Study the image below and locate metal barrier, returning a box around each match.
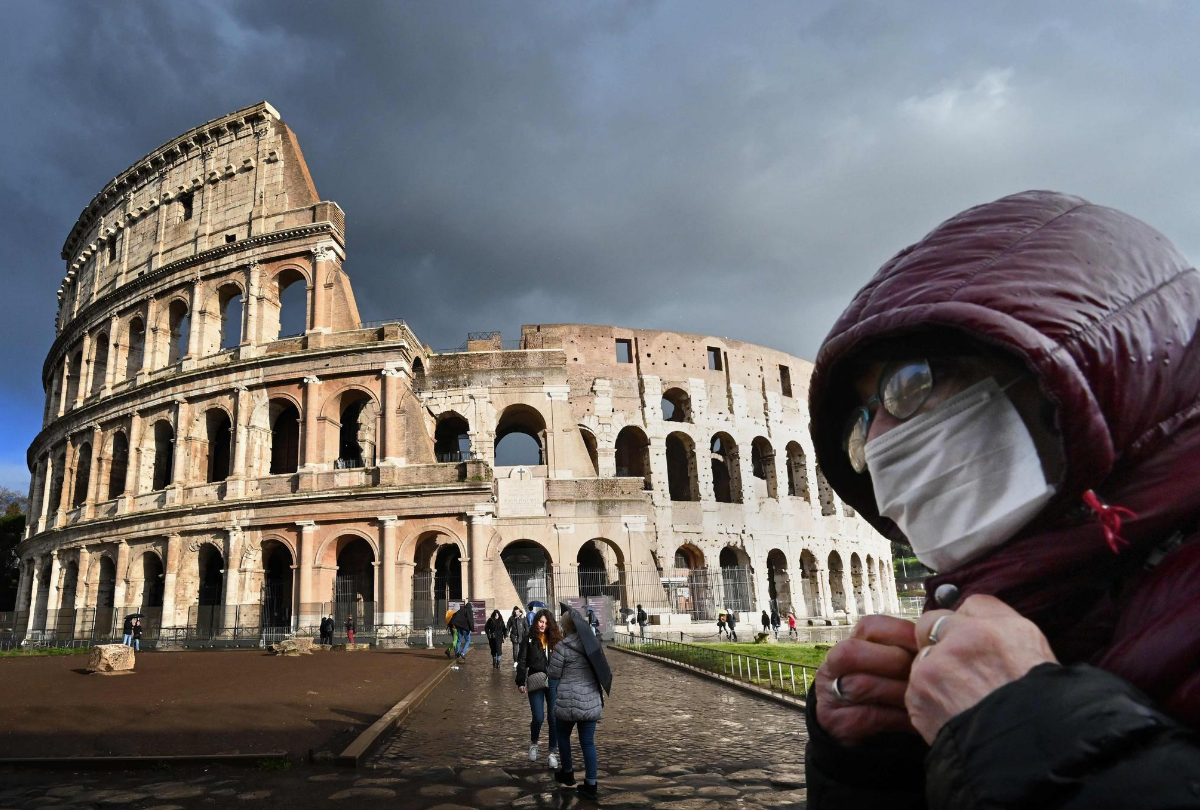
[614,631,812,700]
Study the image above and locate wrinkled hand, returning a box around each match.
[814,615,919,746]
[908,594,1058,745]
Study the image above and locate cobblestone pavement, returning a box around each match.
[0,646,809,809]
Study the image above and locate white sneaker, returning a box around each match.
[548,752,559,769]
[528,743,539,762]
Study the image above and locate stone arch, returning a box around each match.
[434,411,472,463]
[785,441,809,501]
[150,419,175,490]
[718,545,754,613]
[198,407,233,483]
[315,528,379,570]
[123,316,146,383]
[578,426,599,477]
[576,537,626,604]
[798,549,820,617]
[401,522,468,565]
[827,550,847,613]
[751,436,779,500]
[106,429,130,500]
[94,554,118,637]
[71,440,93,508]
[766,549,792,613]
[161,296,191,365]
[661,387,691,423]
[65,349,83,406]
[321,384,380,468]
[266,264,311,340]
[709,432,743,504]
[259,538,295,629]
[665,431,700,501]
[133,549,165,615]
[501,539,554,607]
[57,559,79,636]
[207,281,245,353]
[850,552,867,615]
[614,425,651,490]
[268,397,301,475]
[495,404,548,467]
[89,332,110,397]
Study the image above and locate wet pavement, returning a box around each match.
[0,645,809,809]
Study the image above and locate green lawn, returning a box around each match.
[0,646,91,658]
[690,641,829,670]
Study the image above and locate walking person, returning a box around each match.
[445,607,459,659]
[122,614,135,647]
[131,618,142,652]
[516,608,561,769]
[586,607,600,636]
[635,604,647,638]
[485,609,507,668]
[318,615,330,645]
[549,609,608,800]
[761,609,771,636]
[507,606,525,668]
[726,610,738,642]
[345,613,355,646]
[770,606,781,639]
[716,610,727,639]
[787,609,798,641]
[450,601,474,661]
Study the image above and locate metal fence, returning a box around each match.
[614,631,812,701]
[546,566,756,623]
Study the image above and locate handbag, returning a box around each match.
[526,671,549,692]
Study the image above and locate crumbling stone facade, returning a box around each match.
[15,102,897,641]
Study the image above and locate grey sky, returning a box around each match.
[3,1,1199,491]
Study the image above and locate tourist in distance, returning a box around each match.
[716,609,728,639]
[516,608,561,770]
[131,617,142,652]
[787,609,798,641]
[344,612,355,646]
[506,605,525,668]
[485,609,507,669]
[450,601,474,662]
[770,606,782,639]
[635,604,647,638]
[760,609,771,637]
[121,614,135,647]
[444,607,458,659]
[804,191,1200,808]
[318,615,331,645]
[586,607,600,636]
[726,609,738,641]
[549,609,607,800]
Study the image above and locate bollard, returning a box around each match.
[425,627,434,648]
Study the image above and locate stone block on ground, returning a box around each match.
[753,632,776,644]
[87,644,135,674]
[331,643,371,651]
[268,639,301,656]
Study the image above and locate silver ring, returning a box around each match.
[928,614,950,645]
[831,675,850,703]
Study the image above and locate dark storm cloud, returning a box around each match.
[4,1,1200,490]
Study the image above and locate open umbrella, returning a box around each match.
[527,600,547,610]
[125,613,145,620]
[563,605,612,696]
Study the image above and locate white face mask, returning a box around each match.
[864,377,1056,573]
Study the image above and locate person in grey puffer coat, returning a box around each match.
[546,611,603,800]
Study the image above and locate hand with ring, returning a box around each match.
[814,615,920,746]
[907,594,1058,744]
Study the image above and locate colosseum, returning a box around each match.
[12,101,898,646]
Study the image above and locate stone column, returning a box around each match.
[186,280,203,360]
[227,386,250,498]
[141,296,158,376]
[466,513,489,602]
[396,561,415,628]
[241,262,261,353]
[378,517,399,624]
[75,332,92,409]
[860,568,875,615]
[112,540,131,610]
[297,521,317,627]
[841,565,857,619]
[83,426,103,518]
[103,313,120,395]
[74,548,91,637]
[56,358,71,417]
[309,247,330,333]
[301,376,322,469]
[816,566,833,618]
[24,557,42,635]
[459,555,472,601]
[37,455,53,533]
[170,397,190,491]
[59,440,77,519]
[161,534,180,628]
[124,411,143,503]
[45,551,61,630]
[222,526,243,623]
[379,368,404,465]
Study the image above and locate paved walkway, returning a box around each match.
[0,646,809,809]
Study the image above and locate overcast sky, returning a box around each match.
[3,1,1200,492]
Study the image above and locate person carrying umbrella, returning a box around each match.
[122,613,135,647]
[549,604,612,800]
[131,617,143,652]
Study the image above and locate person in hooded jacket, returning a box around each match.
[770,606,781,639]
[122,614,135,647]
[804,191,1200,809]
[485,609,507,668]
[548,610,605,800]
[506,605,525,665]
[761,609,771,636]
[449,602,474,662]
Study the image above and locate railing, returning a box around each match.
[899,595,924,616]
[614,631,811,701]
[359,318,408,329]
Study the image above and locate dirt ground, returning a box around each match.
[0,648,447,759]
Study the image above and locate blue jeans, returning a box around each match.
[455,630,471,656]
[132,638,140,652]
[123,634,132,646]
[556,718,598,783]
[528,680,559,748]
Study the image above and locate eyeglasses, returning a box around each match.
[843,358,936,474]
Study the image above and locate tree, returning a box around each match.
[0,486,27,611]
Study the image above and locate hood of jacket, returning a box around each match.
[809,191,1200,658]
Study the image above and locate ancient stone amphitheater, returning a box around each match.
[12,102,897,646]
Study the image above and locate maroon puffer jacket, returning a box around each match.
[808,190,1200,726]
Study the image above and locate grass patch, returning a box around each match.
[257,758,292,771]
[0,646,91,658]
[689,641,829,670]
[625,638,829,695]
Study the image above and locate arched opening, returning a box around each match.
[785,441,809,500]
[815,465,837,516]
[665,432,699,501]
[799,550,820,617]
[33,565,51,631]
[90,334,109,397]
[579,427,599,476]
[668,544,712,619]
[204,409,233,483]
[65,351,83,406]
[139,552,164,637]
[124,318,145,382]
[46,373,62,422]
[56,561,79,638]
[614,426,651,490]
[95,556,116,638]
[152,420,174,491]
[828,551,847,614]
[718,546,754,613]
[766,549,791,613]
[48,450,66,514]
[866,554,882,615]
[276,269,308,339]
[502,540,553,607]
[851,553,866,615]
[434,413,471,463]
[108,432,129,500]
[334,537,376,632]
[195,544,225,637]
[269,400,300,474]
[411,358,426,389]
[336,392,378,468]
[167,299,190,364]
[261,541,294,629]
[576,538,624,602]
[495,405,546,467]
[218,285,243,350]
[751,437,778,499]
[710,433,743,504]
[412,533,463,629]
[72,442,92,508]
[661,388,691,423]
